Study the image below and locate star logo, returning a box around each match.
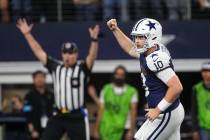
[146,21,156,31]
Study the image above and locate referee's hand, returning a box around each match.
[89,25,100,40]
[16,18,33,35]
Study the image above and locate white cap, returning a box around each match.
[202,62,210,71]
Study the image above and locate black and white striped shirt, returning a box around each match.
[45,56,90,111]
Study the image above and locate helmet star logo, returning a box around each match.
[146,21,156,31]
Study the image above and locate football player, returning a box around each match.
[107,18,185,140]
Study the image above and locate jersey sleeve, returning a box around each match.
[146,51,172,73]
[156,68,176,84]
[45,56,60,73]
[80,61,91,76]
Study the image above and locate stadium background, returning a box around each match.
[0,0,210,139]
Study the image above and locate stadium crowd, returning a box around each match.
[0,0,209,23]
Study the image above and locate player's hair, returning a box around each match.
[113,65,127,76]
[32,70,46,79]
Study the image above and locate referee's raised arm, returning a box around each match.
[86,25,100,70]
[16,18,47,65]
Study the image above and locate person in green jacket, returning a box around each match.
[192,62,210,140]
[94,65,138,140]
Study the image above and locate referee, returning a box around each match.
[16,18,100,140]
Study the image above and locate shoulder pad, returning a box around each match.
[146,51,171,72]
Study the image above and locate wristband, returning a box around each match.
[157,99,172,111]
[91,38,98,42]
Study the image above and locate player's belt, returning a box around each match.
[58,107,85,115]
[59,108,81,114]
[60,108,69,113]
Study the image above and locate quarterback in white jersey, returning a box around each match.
[107,18,185,140]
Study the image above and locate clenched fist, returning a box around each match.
[107,19,118,31]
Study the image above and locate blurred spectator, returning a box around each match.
[130,0,190,20]
[73,0,99,21]
[198,0,210,9]
[103,0,129,21]
[129,0,145,20]
[2,95,24,114]
[164,0,189,20]
[2,95,27,140]
[191,62,210,140]
[129,0,164,20]
[11,95,24,113]
[62,0,76,21]
[2,98,11,113]
[10,0,32,22]
[94,66,138,140]
[32,0,57,22]
[195,0,210,19]
[24,70,54,140]
[0,0,10,22]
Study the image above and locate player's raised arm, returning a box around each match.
[16,18,47,65]
[86,25,100,69]
[107,19,139,58]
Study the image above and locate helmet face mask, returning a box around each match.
[131,18,162,54]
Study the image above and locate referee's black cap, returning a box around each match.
[61,42,78,54]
